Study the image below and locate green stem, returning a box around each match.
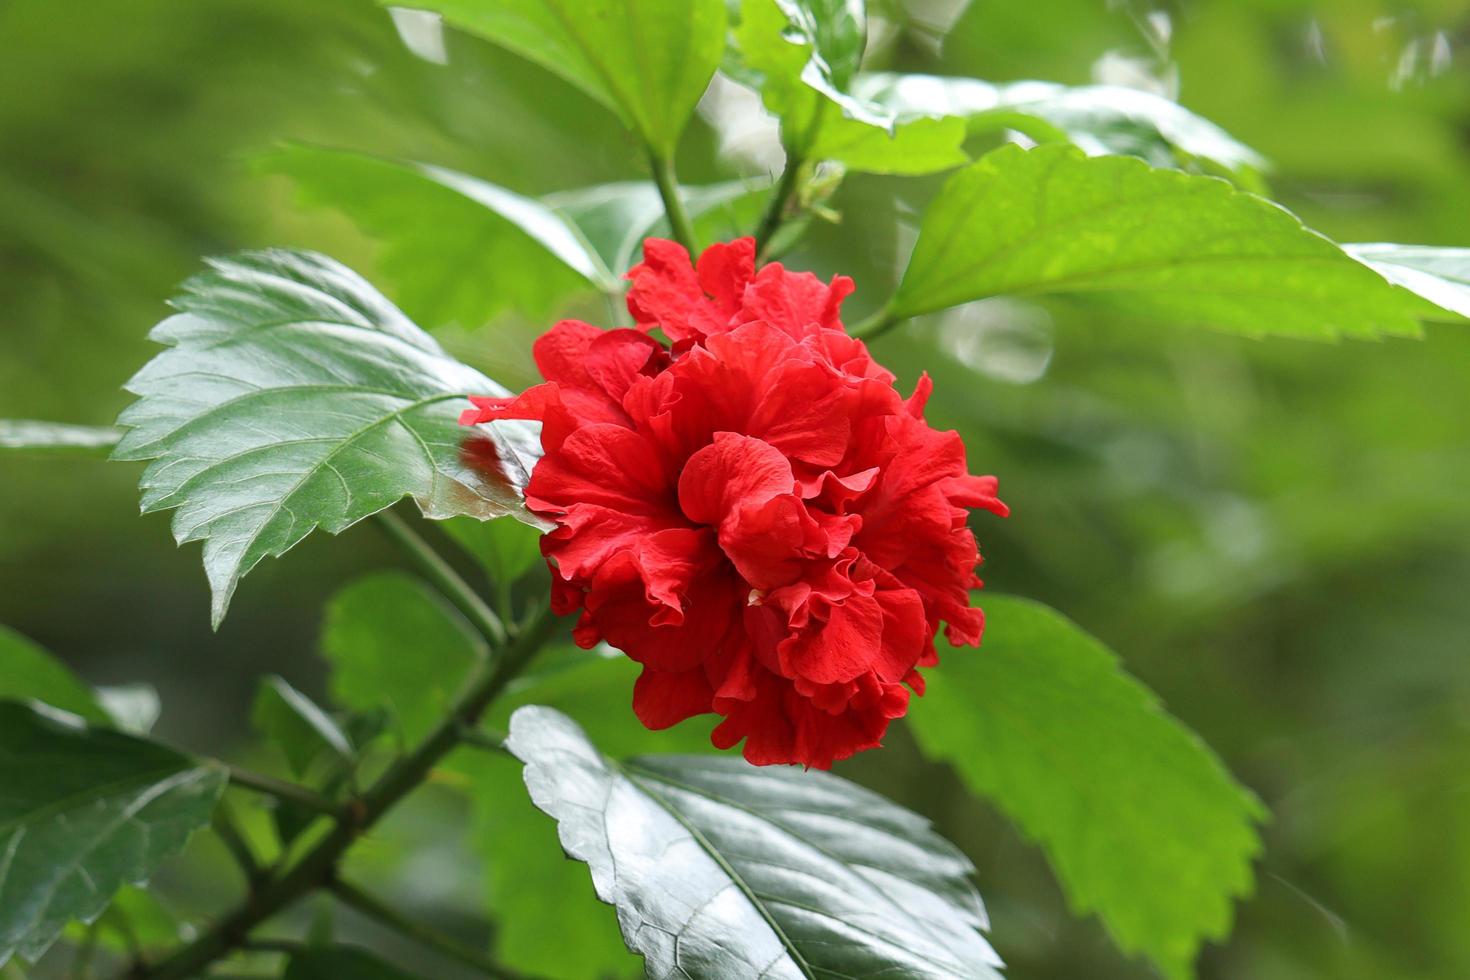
[211,800,264,886]
[649,154,698,253]
[754,152,803,260]
[849,302,900,342]
[377,509,508,648]
[330,878,525,979]
[226,767,339,818]
[131,605,562,980]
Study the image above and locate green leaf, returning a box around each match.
[0,701,226,965]
[263,145,773,324]
[0,624,108,724]
[907,595,1265,980]
[456,652,716,979]
[112,249,537,627]
[736,0,968,175]
[545,178,772,277]
[442,516,543,584]
[0,420,121,457]
[854,73,1266,176]
[94,685,162,735]
[889,143,1435,337]
[1344,243,1470,320]
[251,676,354,778]
[285,945,424,980]
[321,572,484,747]
[505,705,1004,980]
[396,0,726,158]
[259,143,613,326]
[63,886,185,957]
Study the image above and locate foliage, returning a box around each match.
[2,1,1468,979]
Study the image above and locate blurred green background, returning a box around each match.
[3,0,1468,977]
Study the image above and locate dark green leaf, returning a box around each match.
[0,420,120,457]
[736,0,968,175]
[321,571,484,747]
[395,0,726,158]
[890,143,1436,337]
[854,73,1265,176]
[251,676,354,777]
[1344,243,1470,320]
[0,701,225,965]
[112,249,537,627]
[505,705,1004,980]
[259,143,612,326]
[907,595,1265,980]
[0,624,108,724]
[285,945,424,980]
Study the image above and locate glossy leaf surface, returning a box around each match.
[506,705,1004,980]
[0,702,225,965]
[891,144,1435,337]
[1345,243,1470,320]
[113,250,534,626]
[854,73,1265,175]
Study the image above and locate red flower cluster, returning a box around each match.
[462,238,1005,767]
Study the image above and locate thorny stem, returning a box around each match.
[377,509,508,648]
[128,578,561,979]
[649,153,698,253]
[330,878,527,979]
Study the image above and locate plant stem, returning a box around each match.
[377,509,508,648]
[211,800,264,886]
[649,154,698,253]
[754,152,803,260]
[132,605,561,980]
[849,302,900,342]
[226,767,339,818]
[329,878,524,979]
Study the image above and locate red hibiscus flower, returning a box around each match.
[461,238,1006,768]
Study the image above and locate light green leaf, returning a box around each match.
[545,178,772,277]
[854,73,1266,175]
[113,249,537,627]
[889,143,1435,337]
[0,420,120,457]
[1344,243,1470,320]
[260,143,612,326]
[0,701,226,965]
[251,676,354,777]
[0,624,108,724]
[264,145,773,324]
[505,705,1004,980]
[64,885,185,956]
[395,0,726,158]
[442,516,543,584]
[285,945,425,980]
[321,571,484,747]
[908,595,1265,980]
[94,685,162,735]
[737,0,968,175]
